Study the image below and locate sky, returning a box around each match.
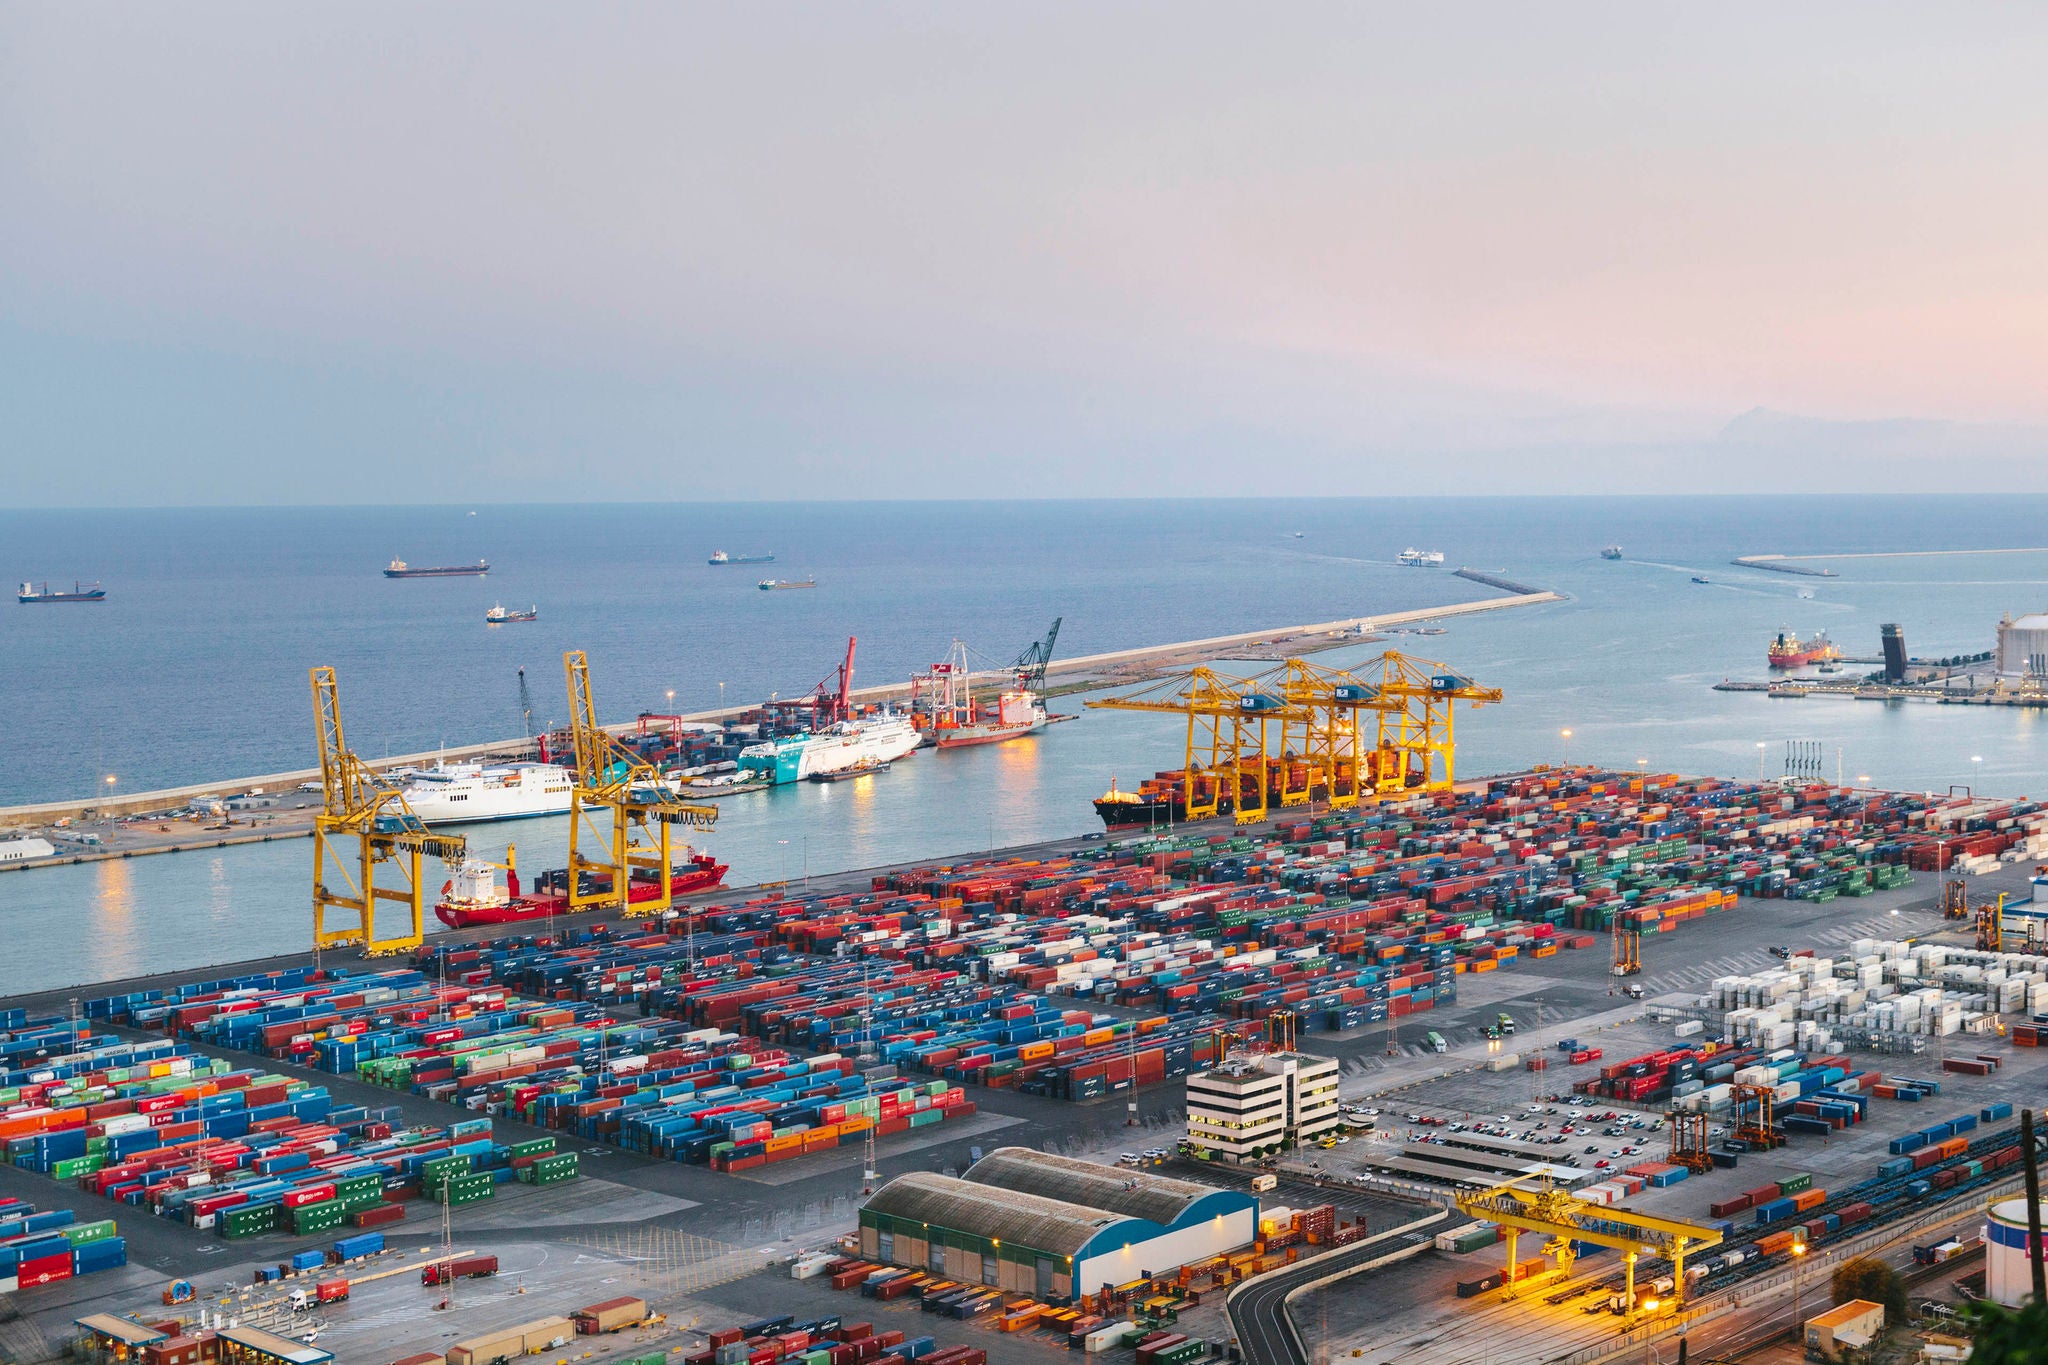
[4,4,2047,504]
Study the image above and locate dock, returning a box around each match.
[1731,556,1838,577]
[0,586,1563,854]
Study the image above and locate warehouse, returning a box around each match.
[859,1155,1258,1302]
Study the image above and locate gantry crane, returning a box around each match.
[562,651,719,918]
[309,667,467,956]
[1612,911,1643,977]
[1084,652,1502,825]
[1455,1177,1721,1319]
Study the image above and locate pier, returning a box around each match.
[1730,555,1838,577]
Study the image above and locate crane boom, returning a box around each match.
[1014,617,1062,693]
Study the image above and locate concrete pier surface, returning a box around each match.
[0,588,1561,856]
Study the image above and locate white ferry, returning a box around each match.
[736,712,923,785]
[397,762,574,824]
[1396,548,1446,567]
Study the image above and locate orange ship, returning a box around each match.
[1767,629,1839,669]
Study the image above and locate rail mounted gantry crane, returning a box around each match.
[1084,652,1502,825]
[562,651,719,918]
[1455,1177,1721,1320]
[309,666,467,956]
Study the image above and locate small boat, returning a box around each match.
[18,580,106,603]
[1292,531,1305,539]
[709,551,775,565]
[1600,546,1623,560]
[1691,576,1710,584]
[485,604,538,624]
[807,759,891,783]
[758,577,816,591]
[385,558,489,578]
[1798,589,1816,600]
[1396,548,1446,567]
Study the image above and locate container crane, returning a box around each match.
[562,651,718,918]
[1084,652,1501,824]
[1014,618,1062,693]
[309,666,467,956]
[1454,1176,1721,1319]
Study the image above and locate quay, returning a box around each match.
[0,587,1562,866]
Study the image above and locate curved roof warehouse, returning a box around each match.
[859,1151,1259,1302]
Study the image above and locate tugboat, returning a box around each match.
[17,580,106,603]
[485,604,538,623]
[385,558,489,578]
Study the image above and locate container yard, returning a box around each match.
[12,765,2048,1365]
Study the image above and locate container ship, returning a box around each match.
[708,551,775,565]
[1093,748,1424,828]
[909,637,1052,748]
[18,580,106,603]
[1767,630,1840,670]
[385,558,489,578]
[485,603,538,623]
[397,762,573,823]
[434,847,727,929]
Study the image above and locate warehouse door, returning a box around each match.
[1036,1257,1054,1299]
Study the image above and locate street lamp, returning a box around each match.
[777,838,789,885]
[719,681,727,712]
[666,689,675,710]
[1561,729,1573,766]
[1972,755,1983,791]
[1790,1235,1808,1342]
[1757,741,1768,781]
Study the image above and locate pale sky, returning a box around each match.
[5,4,2046,504]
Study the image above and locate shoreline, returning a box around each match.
[0,587,1562,846]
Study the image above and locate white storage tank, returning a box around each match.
[1985,1200,2048,1305]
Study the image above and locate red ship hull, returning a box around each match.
[434,856,727,930]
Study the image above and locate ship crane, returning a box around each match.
[1084,652,1502,825]
[309,666,467,956]
[562,650,718,919]
[771,636,859,730]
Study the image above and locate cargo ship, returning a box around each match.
[1768,629,1840,670]
[1396,548,1445,567]
[485,603,538,623]
[708,551,775,565]
[758,577,815,590]
[385,558,489,578]
[1093,747,1425,828]
[910,639,1051,748]
[434,847,727,929]
[397,762,573,823]
[18,580,106,603]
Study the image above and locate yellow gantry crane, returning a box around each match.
[1084,652,1502,825]
[309,666,467,956]
[1454,1177,1722,1320]
[562,651,719,917]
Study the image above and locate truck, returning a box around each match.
[1497,1013,1517,1036]
[572,1296,649,1334]
[1425,1031,1447,1054]
[421,1254,499,1285]
[1250,1173,1278,1193]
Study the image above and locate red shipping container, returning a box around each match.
[18,1252,73,1287]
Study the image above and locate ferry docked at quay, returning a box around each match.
[397,762,574,823]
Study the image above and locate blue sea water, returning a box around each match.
[4,495,2048,994]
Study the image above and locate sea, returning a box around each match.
[4,495,2048,995]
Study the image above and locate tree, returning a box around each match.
[1830,1255,1906,1322]
[1960,1298,2048,1364]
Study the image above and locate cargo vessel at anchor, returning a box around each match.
[18,580,106,603]
[1768,629,1840,669]
[385,558,489,578]
[434,846,727,929]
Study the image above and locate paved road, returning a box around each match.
[1226,1214,1448,1365]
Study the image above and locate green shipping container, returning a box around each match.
[63,1219,119,1245]
[510,1137,556,1158]
[222,1203,280,1239]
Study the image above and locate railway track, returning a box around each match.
[1225,1217,1446,1365]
